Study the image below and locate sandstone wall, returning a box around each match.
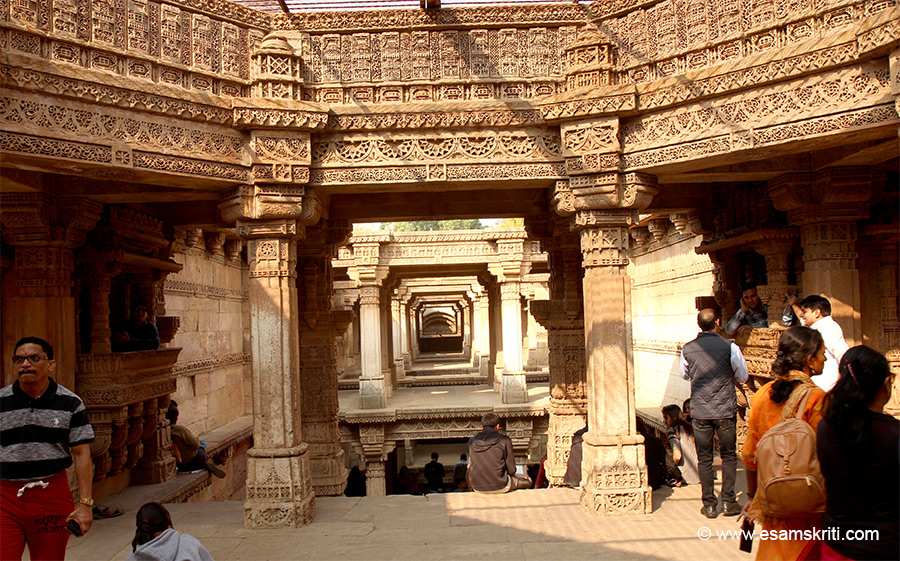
[163,237,248,437]
[629,232,715,413]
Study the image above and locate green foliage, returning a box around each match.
[380,219,484,231]
[496,217,524,227]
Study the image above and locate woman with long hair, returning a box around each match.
[741,326,827,560]
[127,502,214,561]
[817,346,898,560]
[661,404,700,486]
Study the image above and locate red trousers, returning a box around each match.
[0,471,73,561]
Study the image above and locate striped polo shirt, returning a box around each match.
[0,377,94,480]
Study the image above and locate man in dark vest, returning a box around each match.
[680,308,748,519]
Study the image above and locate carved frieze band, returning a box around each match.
[325,110,546,132]
[633,338,684,356]
[163,278,246,301]
[0,93,244,162]
[622,61,892,153]
[0,65,233,124]
[309,163,565,185]
[172,352,248,376]
[312,132,562,166]
[274,5,586,31]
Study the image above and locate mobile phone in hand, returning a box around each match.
[66,519,83,537]
[739,518,754,553]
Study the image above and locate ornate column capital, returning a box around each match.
[768,167,875,226]
[569,172,658,211]
[574,209,636,272]
[220,185,328,230]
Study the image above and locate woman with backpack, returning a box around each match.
[740,326,828,560]
[817,346,898,560]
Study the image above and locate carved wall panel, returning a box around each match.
[597,0,898,84]
[1,0,265,97]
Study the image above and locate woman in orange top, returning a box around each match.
[741,326,827,561]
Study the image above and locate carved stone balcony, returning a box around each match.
[76,349,181,487]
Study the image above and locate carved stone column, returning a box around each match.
[359,286,386,409]
[298,221,352,496]
[769,168,876,345]
[220,173,330,526]
[529,218,588,486]
[861,225,900,417]
[399,295,411,370]
[0,194,102,387]
[576,208,652,514]
[391,296,405,379]
[473,291,491,376]
[499,282,527,403]
[242,221,314,526]
[754,237,798,324]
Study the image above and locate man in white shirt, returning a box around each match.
[785,294,849,391]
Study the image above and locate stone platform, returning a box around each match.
[66,481,752,561]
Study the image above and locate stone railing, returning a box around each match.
[76,348,181,485]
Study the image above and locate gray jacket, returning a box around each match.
[680,331,748,420]
[126,528,214,561]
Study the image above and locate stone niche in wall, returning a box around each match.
[73,205,184,493]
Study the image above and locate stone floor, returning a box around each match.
[66,477,753,561]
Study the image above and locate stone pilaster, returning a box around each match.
[1,194,102,388]
[576,208,652,515]
[769,168,875,345]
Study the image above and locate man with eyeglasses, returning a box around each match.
[1,336,95,560]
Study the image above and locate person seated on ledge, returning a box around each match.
[467,412,531,494]
[111,299,160,352]
[724,283,768,335]
[165,402,225,479]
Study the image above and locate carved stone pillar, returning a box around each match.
[530,220,588,486]
[241,222,314,526]
[576,208,652,515]
[359,423,392,496]
[135,395,176,484]
[391,297,405,379]
[0,194,102,387]
[359,286,386,409]
[769,168,875,345]
[499,282,527,403]
[473,292,491,376]
[861,225,900,417]
[399,296,411,370]
[754,238,798,324]
[220,179,328,528]
[298,221,352,496]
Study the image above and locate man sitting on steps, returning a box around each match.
[166,401,225,479]
[468,412,531,493]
